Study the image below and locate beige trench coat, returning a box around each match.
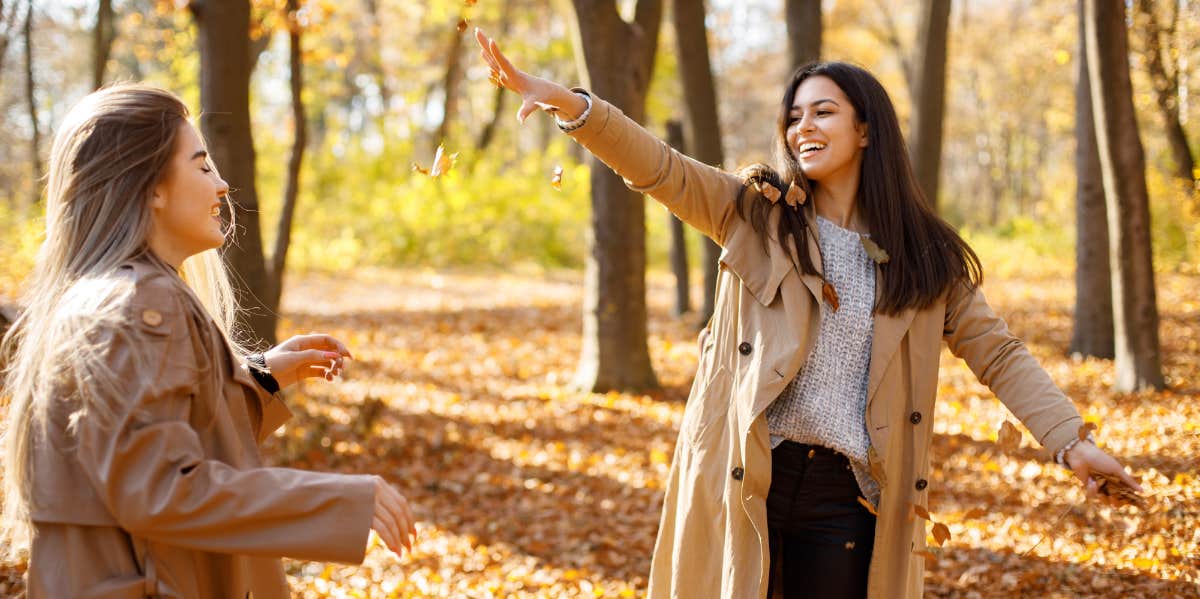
[567,94,1084,599]
[26,255,377,598]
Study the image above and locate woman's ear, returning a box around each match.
[857,122,869,148]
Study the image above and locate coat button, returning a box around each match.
[738,342,752,355]
[141,309,163,327]
[915,478,928,491]
[731,467,744,481]
[909,411,922,424]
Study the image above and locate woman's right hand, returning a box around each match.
[475,28,589,123]
[371,475,417,557]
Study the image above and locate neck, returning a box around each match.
[813,169,863,232]
[147,235,185,270]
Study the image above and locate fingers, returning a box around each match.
[517,100,539,124]
[372,477,417,557]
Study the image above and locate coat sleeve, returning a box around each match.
[942,281,1083,457]
[74,277,376,565]
[565,90,744,246]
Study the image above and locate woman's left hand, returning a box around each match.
[1064,441,1144,503]
[264,333,353,388]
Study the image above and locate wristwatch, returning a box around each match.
[246,353,281,394]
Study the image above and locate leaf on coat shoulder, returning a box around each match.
[996,420,1022,452]
[822,282,840,312]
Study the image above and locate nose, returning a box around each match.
[216,177,230,197]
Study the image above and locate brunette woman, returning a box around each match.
[474,29,1141,599]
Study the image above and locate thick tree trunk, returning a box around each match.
[665,120,690,317]
[1083,0,1164,391]
[785,0,821,71]
[1134,0,1195,187]
[92,0,115,90]
[23,0,39,207]
[673,0,724,326]
[569,0,662,392]
[269,0,306,310]
[1070,9,1113,359]
[190,0,275,346]
[908,0,951,211]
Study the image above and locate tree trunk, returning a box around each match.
[1070,7,1113,359]
[908,0,951,211]
[23,0,39,207]
[190,0,275,346]
[434,18,466,146]
[1,0,24,88]
[665,120,690,317]
[785,0,821,72]
[568,0,662,392]
[1133,0,1195,187]
[268,0,306,310]
[92,0,115,90]
[475,7,511,153]
[1083,0,1164,391]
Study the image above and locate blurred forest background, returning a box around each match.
[0,0,1198,597]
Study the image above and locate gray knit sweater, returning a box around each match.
[766,215,881,506]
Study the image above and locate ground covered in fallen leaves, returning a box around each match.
[2,267,1197,597]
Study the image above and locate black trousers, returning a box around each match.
[765,441,877,599]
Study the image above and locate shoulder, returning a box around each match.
[58,256,188,340]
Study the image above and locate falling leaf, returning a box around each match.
[432,145,457,177]
[488,70,504,88]
[912,503,932,521]
[411,163,430,176]
[857,496,878,516]
[996,420,1022,452]
[551,165,564,190]
[785,181,806,207]
[963,507,988,520]
[931,522,952,547]
[1079,421,1098,441]
[844,541,856,550]
[464,0,477,5]
[822,282,840,312]
[912,548,938,563]
[457,18,469,33]
[860,235,890,264]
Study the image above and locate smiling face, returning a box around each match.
[148,122,229,267]
[785,75,869,184]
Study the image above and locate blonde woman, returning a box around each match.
[1,84,416,597]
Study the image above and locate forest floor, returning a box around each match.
[1,267,1197,597]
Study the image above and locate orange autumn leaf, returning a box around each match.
[931,522,952,547]
[551,165,564,190]
[996,420,1022,452]
[822,282,840,312]
[911,503,932,521]
[784,181,806,207]
[759,182,781,203]
[963,507,988,520]
[857,496,878,516]
[912,549,938,563]
[1079,421,1098,441]
[457,18,469,33]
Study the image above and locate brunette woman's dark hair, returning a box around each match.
[736,61,982,315]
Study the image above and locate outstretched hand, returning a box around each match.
[475,28,588,123]
[263,333,353,388]
[1064,441,1145,505]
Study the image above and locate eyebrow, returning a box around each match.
[790,99,840,113]
[190,150,208,160]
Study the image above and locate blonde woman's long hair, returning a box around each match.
[0,84,244,558]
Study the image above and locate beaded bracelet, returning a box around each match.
[555,91,593,132]
[1055,432,1096,467]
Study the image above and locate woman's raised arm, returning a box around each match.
[474,29,745,246]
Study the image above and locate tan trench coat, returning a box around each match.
[568,94,1084,599]
[27,256,376,598]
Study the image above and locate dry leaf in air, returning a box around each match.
[857,496,879,517]
[931,522,952,547]
[551,165,564,190]
[996,420,1022,452]
[1079,421,1098,441]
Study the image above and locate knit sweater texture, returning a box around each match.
[766,215,881,506]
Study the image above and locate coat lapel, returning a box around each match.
[866,262,916,408]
